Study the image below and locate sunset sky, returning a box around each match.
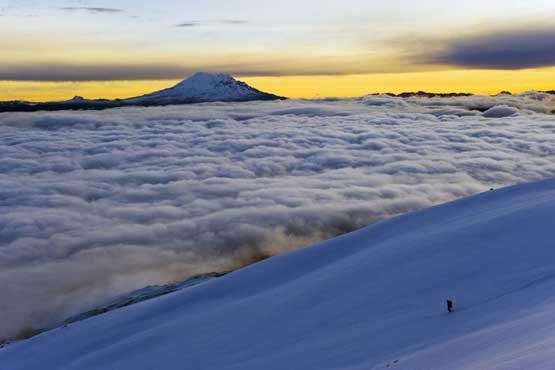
[1,0,554,100]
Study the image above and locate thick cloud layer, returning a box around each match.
[1,93,555,340]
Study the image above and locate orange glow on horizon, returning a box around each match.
[0,69,553,102]
[243,69,555,98]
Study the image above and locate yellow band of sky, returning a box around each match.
[1,69,553,102]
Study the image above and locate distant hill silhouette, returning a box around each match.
[381,91,474,98]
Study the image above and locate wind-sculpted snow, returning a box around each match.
[1,93,555,340]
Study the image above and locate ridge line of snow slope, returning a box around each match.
[2,178,555,370]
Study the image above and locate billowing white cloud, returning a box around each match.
[1,93,555,340]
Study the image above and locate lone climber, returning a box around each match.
[447,299,454,313]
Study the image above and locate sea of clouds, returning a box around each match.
[1,92,555,339]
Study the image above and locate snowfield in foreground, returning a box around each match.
[1,93,555,340]
[2,178,555,370]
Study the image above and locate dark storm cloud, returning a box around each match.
[60,7,124,13]
[0,62,415,81]
[428,28,555,69]
[0,64,194,81]
[0,62,344,81]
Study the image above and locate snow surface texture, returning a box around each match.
[2,178,555,370]
[1,93,555,339]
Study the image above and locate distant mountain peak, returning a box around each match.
[186,72,235,81]
[66,96,87,103]
[126,72,285,104]
[167,72,244,93]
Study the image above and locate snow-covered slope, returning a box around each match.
[63,272,226,326]
[125,72,284,104]
[2,179,555,370]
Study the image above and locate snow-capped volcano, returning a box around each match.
[126,72,284,104]
[0,73,285,112]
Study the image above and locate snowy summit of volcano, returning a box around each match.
[125,72,285,104]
